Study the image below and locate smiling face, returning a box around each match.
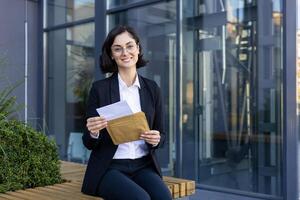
[111,31,140,71]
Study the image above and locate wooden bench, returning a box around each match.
[0,161,195,199]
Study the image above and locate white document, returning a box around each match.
[96,100,133,121]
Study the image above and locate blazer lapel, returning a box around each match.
[138,75,151,124]
[110,73,150,123]
[110,73,120,104]
[138,75,155,150]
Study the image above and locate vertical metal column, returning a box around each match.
[283,0,298,199]
[175,0,183,177]
[37,0,46,132]
[42,0,48,133]
[256,0,274,193]
[94,0,106,80]
[24,0,28,123]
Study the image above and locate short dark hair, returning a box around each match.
[99,25,148,73]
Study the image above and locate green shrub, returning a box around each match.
[0,81,23,118]
[0,53,23,119]
[0,113,62,193]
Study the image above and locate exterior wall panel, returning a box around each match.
[0,0,40,128]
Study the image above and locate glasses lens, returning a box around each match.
[126,44,136,53]
[112,44,137,55]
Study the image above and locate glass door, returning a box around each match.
[107,0,177,176]
[182,0,283,197]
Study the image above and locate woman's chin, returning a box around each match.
[119,64,136,69]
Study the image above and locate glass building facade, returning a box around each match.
[42,0,298,199]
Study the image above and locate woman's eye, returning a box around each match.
[127,45,134,49]
[113,48,122,52]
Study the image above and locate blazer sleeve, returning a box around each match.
[152,84,166,149]
[82,83,102,150]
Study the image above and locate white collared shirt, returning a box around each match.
[112,73,149,159]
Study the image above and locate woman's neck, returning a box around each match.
[118,68,137,87]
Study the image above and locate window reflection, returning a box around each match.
[47,0,95,27]
[182,0,283,196]
[47,23,94,162]
[108,0,176,176]
[107,0,145,9]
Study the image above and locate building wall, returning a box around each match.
[0,0,41,128]
[297,30,300,114]
[0,0,298,199]
[44,0,289,199]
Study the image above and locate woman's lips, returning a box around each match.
[121,57,131,62]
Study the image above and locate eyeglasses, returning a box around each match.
[111,43,138,55]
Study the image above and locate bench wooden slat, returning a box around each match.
[164,180,182,198]
[37,187,98,200]
[24,189,66,200]
[4,191,33,200]
[13,190,56,200]
[0,193,25,200]
[165,182,180,198]
[25,188,62,200]
[164,177,186,197]
[0,195,10,200]
[24,188,59,200]
[45,182,101,200]
[164,176,196,195]
[1,161,195,199]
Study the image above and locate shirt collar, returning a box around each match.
[118,73,140,89]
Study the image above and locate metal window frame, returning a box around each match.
[41,0,99,133]
[37,0,47,132]
[44,18,95,32]
[39,0,300,199]
[94,0,106,80]
[104,0,183,177]
[41,0,98,146]
[283,1,298,200]
[175,0,183,178]
[106,0,162,14]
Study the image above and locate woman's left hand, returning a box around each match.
[140,130,161,146]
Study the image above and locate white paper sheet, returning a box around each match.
[96,100,133,121]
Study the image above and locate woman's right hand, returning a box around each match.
[86,116,107,137]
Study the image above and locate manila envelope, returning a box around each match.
[106,111,150,145]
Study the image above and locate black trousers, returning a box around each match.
[97,155,172,200]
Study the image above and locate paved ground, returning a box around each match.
[184,189,269,200]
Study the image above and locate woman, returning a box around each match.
[81,25,172,200]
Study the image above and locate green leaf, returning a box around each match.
[0,118,62,193]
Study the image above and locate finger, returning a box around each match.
[87,117,100,122]
[144,138,160,144]
[87,118,107,127]
[144,138,160,145]
[88,122,108,132]
[90,125,106,134]
[88,124,107,135]
[140,133,160,139]
[87,116,106,123]
[140,135,160,143]
[144,130,159,135]
[88,121,107,129]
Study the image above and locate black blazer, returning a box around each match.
[81,73,166,196]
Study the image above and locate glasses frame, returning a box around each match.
[111,43,139,56]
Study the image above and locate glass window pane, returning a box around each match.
[182,0,283,197]
[108,0,176,176]
[47,23,95,161]
[107,0,145,9]
[46,0,95,27]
